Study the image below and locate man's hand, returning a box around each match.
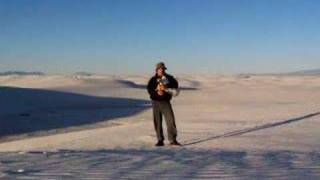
[159,84,167,91]
[157,90,165,96]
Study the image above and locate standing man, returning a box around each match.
[147,62,181,146]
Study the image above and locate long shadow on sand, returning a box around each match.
[117,80,199,90]
[0,86,151,139]
[184,112,320,146]
[0,149,319,179]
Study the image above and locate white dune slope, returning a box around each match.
[0,75,320,179]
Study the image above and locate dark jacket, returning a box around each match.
[147,73,179,101]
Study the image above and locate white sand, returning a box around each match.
[0,74,319,179]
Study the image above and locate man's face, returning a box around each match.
[156,68,165,76]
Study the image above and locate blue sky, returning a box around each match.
[1,0,320,74]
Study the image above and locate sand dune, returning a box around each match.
[0,74,320,179]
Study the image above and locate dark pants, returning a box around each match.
[152,100,177,142]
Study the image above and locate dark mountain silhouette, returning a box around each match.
[0,71,45,76]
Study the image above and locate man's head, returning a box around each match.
[155,62,167,76]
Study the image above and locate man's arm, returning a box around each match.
[171,76,179,89]
[147,77,157,98]
[166,76,179,97]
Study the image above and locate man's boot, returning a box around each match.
[170,140,182,146]
[155,141,164,147]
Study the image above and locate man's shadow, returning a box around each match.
[0,86,151,140]
[183,111,320,146]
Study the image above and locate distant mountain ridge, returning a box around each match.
[286,69,320,75]
[0,71,45,76]
[239,68,320,76]
[73,72,94,76]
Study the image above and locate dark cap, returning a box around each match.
[156,62,167,70]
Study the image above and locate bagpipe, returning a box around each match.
[156,76,179,97]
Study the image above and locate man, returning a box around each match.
[147,62,181,146]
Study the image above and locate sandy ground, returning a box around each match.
[0,74,320,179]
